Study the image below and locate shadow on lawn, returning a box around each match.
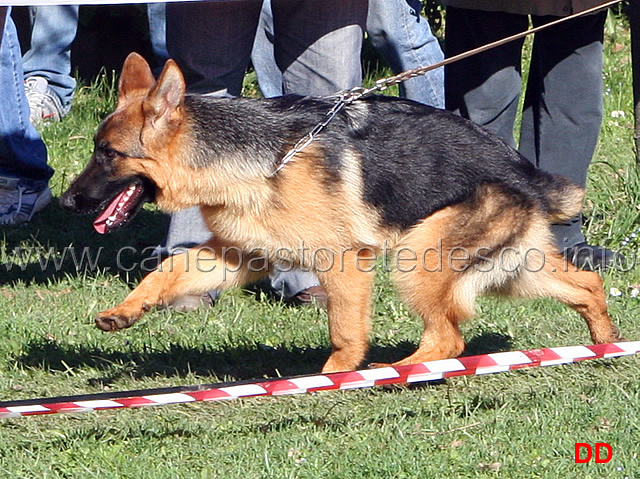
[16,332,514,386]
[0,199,167,286]
[17,339,332,384]
[464,332,513,356]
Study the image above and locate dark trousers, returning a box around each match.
[445,7,607,248]
[165,0,366,97]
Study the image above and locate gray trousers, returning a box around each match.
[445,7,607,248]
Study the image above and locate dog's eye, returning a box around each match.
[96,145,118,162]
[94,139,117,158]
[104,148,118,160]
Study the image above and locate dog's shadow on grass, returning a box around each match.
[15,332,514,388]
[17,339,332,385]
[0,199,167,286]
[463,332,514,356]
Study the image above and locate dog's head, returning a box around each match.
[60,53,187,234]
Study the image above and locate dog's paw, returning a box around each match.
[95,309,141,331]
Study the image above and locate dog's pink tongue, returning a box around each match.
[93,189,130,234]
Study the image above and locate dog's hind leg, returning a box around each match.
[382,193,537,367]
[509,249,623,344]
[318,249,377,373]
[96,237,268,331]
[390,265,469,365]
[386,208,475,366]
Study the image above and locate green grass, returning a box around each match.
[1,13,640,478]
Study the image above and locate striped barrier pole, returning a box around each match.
[1,341,638,418]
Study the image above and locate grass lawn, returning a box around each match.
[1,12,639,479]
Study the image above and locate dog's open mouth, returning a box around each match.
[93,181,150,234]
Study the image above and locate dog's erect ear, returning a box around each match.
[117,52,156,109]
[142,59,186,129]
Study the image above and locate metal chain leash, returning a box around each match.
[271,91,352,176]
[270,0,622,176]
[270,72,436,176]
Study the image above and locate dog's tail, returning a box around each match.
[535,172,585,223]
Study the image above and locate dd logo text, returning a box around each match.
[574,443,613,464]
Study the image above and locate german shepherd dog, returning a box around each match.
[61,53,622,373]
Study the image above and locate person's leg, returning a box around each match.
[519,12,607,249]
[270,265,324,302]
[163,0,262,248]
[367,0,444,107]
[444,7,528,148]
[166,0,262,96]
[0,9,52,224]
[0,10,50,184]
[156,206,220,308]
[22,5,78,116]
[162,1,262,305]
[161,207,213,254]
[147,3,169,68]
[0,7,6,48]
[250,0,284,98]
[271,0,366,96]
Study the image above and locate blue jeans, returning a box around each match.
[163,0,366,298]
[445,8,607,248]
[251,0,281,98]
[252,0,444,107]
[366,0,444,107]
[147,3,169,67]
[0,7,51,188]
[22,5,78,111]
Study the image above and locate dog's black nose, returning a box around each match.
[59,191,79,211]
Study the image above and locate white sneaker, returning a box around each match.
[0,176,52,225]
[24,76,67,125]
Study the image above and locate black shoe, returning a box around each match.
[288,285,328,309]
[564,242,625,272]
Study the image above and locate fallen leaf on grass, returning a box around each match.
[0,289,15,300]
[598,417,613,430]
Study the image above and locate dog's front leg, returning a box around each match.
[96,238,268,331]
[319,249,376,373]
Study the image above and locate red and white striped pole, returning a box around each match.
[1,341,638,418]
